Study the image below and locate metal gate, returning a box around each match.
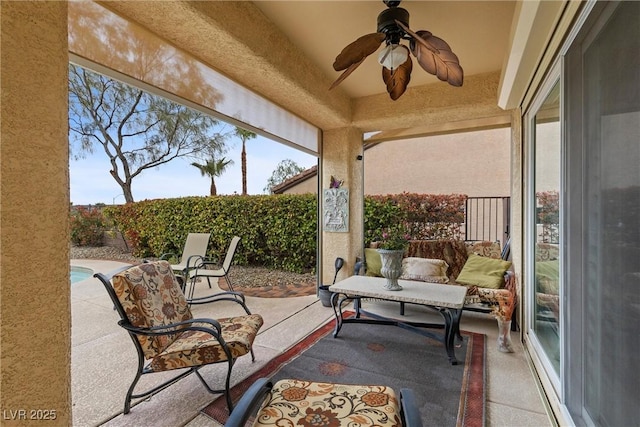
[465,197,510,244]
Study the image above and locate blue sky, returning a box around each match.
[69,134,317,205]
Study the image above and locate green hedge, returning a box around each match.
[103,192,466,274]
[364,193,467,244]
[103,195,318,273]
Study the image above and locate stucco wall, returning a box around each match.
[0,2,71,424]
[283,127,511,198]
[365,128,511,197]
[321,128,364,285]
[281,177,318,195]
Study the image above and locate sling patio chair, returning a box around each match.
[94,260,263,414]
[185,236,241,301]
[225,377,423,427]
[160,232,211,288]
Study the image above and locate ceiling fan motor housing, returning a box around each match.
[377,7,409,44]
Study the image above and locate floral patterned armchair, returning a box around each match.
[226,378,422,427]
[94,260,263,414]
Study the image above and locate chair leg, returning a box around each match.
[186,279,192,302]
[187,277,198,302]
[123,350,148,414]
[225,273,234,293]
[194,359,235,413]
[124,367,144,414]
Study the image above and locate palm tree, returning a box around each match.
[191,157,234,196]
[234,128,257,195]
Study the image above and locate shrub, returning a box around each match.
[364,193,467,245]
[70,206,106,246]
[103,192,468,273]
[104,195,318,273]
[537,191,559,243]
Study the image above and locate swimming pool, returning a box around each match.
[71,266,93,284]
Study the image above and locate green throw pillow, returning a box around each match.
[364,248,382,277]
[535,260,560,294]
[456,253,512,289]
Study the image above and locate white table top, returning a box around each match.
[329,275,467,309]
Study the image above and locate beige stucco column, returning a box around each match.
[510,107,524,332]
[320,127,364,285]
[1,2,71,425]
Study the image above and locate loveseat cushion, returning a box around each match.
[406,239,469,281]
[465,240,502,258]
[400,257,449,283]
[456,253,512,289]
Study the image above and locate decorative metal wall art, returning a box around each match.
[323,187,349,232]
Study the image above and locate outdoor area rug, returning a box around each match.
[202,313,485,427]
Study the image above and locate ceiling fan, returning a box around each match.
[330,0,463,100]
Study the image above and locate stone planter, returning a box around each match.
[377,249,404,291]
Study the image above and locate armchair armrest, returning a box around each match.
[185,254,205,268]
[225,377,273,427]
[199,256,222,267]
[118,317,223,340]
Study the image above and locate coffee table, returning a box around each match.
[329,275,467,365]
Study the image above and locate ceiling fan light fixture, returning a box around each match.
[330,0,463,100]
[378,43,408,70]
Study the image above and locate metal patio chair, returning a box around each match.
[94,260,263,414]
[186,236,241,300]
[160,232,211,287]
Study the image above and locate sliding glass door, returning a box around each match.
[565,2,640,425]
[526,73,561,384]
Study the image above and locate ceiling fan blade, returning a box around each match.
[382,50,412,100]
[411,30,463,86]
[333,32,385,71]
[395,20,463,87]
[329,57,366,90]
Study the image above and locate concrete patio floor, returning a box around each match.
[71,260,553,427]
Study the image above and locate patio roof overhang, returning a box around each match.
[92,0,540,140]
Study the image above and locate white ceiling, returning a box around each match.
[255,1,517,99]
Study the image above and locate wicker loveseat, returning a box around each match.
[362,239,517,350]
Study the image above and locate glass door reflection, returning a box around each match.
[533,80,561,374]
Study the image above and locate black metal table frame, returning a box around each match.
[331,292,464,365]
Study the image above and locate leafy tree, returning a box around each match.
[68,64,227,203]
[264,159,305,194]
[191,157,234,196]
[233,128,257,195]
